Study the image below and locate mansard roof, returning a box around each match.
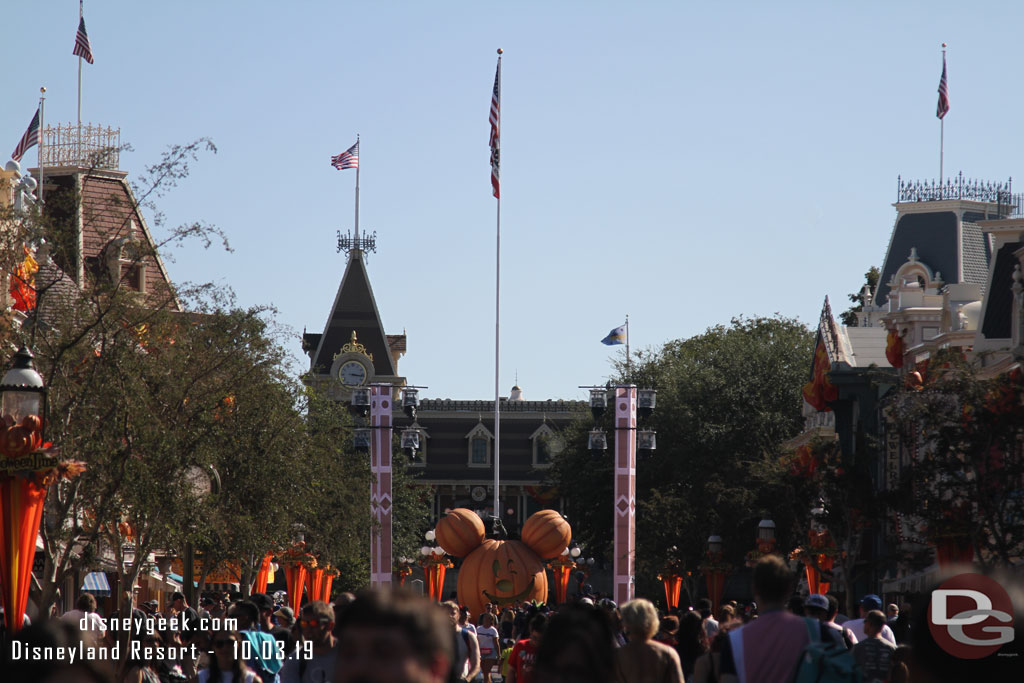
[875,210,992,306]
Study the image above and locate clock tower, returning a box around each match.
[302,232,405,398]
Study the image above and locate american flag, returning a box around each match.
[331,141,359,170]
[11,108,41,162]
[489,55,501,199]
[936,55,949,120]
[73,16,94,64]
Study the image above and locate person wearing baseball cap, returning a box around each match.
[845,594,895,645]
[803,594,856,649]
[273,605,295,629]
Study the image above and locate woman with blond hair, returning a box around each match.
[614,599,684,683]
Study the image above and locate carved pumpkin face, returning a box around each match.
[458,539,547,619]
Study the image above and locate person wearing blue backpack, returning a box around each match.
[718,556,850,683]
[229,600,285,683]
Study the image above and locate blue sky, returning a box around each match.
[4,2,1018,400]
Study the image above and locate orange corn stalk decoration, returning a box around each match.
[253,553,273,594]
[9,246,38,312]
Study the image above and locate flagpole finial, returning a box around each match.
[40,86,46,94]
[942,42,947,48]
[497,48,503,55]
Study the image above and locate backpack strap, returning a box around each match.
[727,628,746,683]
[804,617,821,644]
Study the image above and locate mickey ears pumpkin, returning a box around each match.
[521,509,571,559]
[435,508,486,557]
[434,508,572,559]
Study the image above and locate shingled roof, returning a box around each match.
[308,251,397,377]
[875,210,993,306]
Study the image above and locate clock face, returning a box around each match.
[339,360,368,387]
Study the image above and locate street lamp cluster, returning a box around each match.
[586,387,657,453]
[351,386,424,460]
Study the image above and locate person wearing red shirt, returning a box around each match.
[507,614,546,683]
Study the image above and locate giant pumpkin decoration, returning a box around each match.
[435,508,486,557]
[520,509,571,559]
[439,508,571,618]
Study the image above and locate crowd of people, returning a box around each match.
[3,556,1020,682]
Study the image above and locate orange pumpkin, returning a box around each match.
[435,508,486,557]
[520,509,571,559]
[458,539,547,619]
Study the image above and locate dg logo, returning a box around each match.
[928,573,1015,659]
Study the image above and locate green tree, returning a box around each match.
[839,267,880,327]
[547,316,815,603]
[888,351,1024,568]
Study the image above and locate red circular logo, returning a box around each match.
[927,573,1015,659]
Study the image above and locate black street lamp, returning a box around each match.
[0,346,47,432]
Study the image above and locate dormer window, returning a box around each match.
[104,226,146,293]
[466,423,494,467]
[530,423,564,467]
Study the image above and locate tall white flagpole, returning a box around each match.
[938,43,948,196]
[77,0,83,131]
[492,49,503,532]
[625,314,630,376]
[38,88,46,204]
[354,135,361,243]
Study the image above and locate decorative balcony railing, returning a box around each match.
[896,172,1024,217]
[40,123,120,170]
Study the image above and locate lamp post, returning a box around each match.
[701,535,728,611]
[368,384,394,588]
[419,529,451,601]
[746,518,777,567]
[394,556,415,586]
[281,525,314,609]
[548,546,576,605]
[582,384,656,604]
[182,465,219,606]
[798,503,835,595]
[0,347,71,633]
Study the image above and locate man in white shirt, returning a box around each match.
[62,592,106,638]
[844,594,895,645]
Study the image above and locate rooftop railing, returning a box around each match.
[40,123,120,170]
[896,172,1024,217]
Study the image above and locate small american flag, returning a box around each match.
[73,16,94,64]
[331,141,359,170]
[489,54,501,199]
[11,108,41,162]
[936,55,949,120]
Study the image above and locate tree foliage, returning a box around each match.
[0,141,395,627]
[839,266,880,327]
[547,316,815,603]
[888,351,1024,568]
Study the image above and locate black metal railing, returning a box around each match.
[897,172,1024,216]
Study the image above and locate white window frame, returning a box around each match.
[530,423,563,468]
[466,423,494,467]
